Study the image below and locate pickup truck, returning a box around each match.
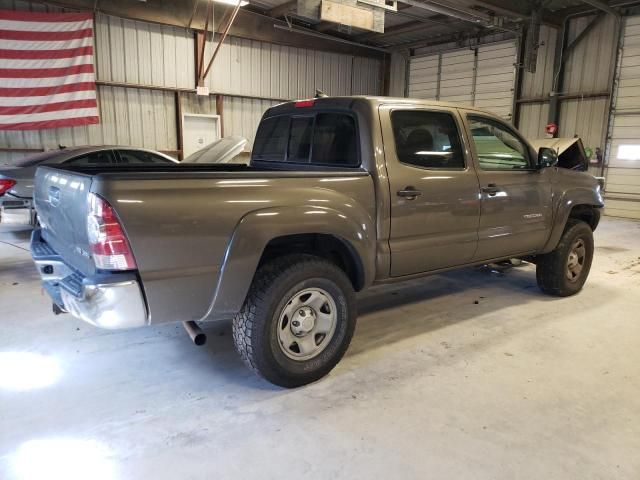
[31,96,604,388]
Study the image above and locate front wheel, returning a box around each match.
[233,254,356,388]
[536,219,594,296]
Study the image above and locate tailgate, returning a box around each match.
[34,166,95,276]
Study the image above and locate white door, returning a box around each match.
[182,114,221,158]
[605,16,640,219]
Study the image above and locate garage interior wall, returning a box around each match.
[516,15,618,178]
[408,40,518,121]
[0,2,382,164]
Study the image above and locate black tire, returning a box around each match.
[233,254,356,388]
[536,219,594,296]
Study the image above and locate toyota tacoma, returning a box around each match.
[31,96,604,387]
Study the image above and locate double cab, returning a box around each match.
[31,97,603,387]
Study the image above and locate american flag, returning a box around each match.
[0,10,99,130]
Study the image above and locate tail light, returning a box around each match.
[0,178,16,196]
[87,193,137,270]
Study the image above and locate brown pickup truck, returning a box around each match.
[31,96,603,387]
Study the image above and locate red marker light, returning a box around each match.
[295,99,315,108]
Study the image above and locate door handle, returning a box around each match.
[481,184,500,196]
[397,187,422,199]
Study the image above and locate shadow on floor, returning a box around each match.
[192,263,585,389]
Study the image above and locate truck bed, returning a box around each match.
[33,163,376,326]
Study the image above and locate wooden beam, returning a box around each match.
[216,95,224,137]
[175,91,184,160]
[195,31,205,86]
[356,20,426,41]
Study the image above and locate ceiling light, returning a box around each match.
[212,0,249,6]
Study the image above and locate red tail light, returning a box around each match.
[0,178,16,196]
[87,193,137,270]
[295,99,315,108]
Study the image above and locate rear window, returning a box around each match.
[252,112,359,167]
[253,116,289,162]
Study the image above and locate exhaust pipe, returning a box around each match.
[52,303,67,315]
[183,321,207,346]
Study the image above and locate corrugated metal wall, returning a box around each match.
[0,6,382,164]
[517,103,550,140]
[605,16,640,219]
[205,36,361,99]
[520,25,558,101]
[95,14,195,89]
[516,16,617,156]
[516,25,555,140]
[561,13,617,156]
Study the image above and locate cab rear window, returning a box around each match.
[252,112,359,167]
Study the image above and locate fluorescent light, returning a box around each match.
[212,0,248,6]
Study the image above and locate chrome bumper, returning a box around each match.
[59,278,148,329]
[31,229,148,330]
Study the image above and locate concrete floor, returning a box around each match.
[0,216,639,480]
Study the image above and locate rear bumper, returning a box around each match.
[0,193,31,209]
[31,229,148,329]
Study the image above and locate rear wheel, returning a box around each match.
[536,219,594,296]
[233,254,356,388]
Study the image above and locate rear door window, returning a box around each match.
[391,110,465,169]
[252,112,359,167]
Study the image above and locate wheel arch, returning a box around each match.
[203,205,375,320]
[541,188,603,253]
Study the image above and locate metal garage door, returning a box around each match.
[408,54,439,100]
[475,42,517,120]
[438,48,476,105]
[407,41,517,120]
[606,16,640,219]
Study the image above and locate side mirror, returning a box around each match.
[538,147,558,169]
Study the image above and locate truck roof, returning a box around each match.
[269,95,501,118]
